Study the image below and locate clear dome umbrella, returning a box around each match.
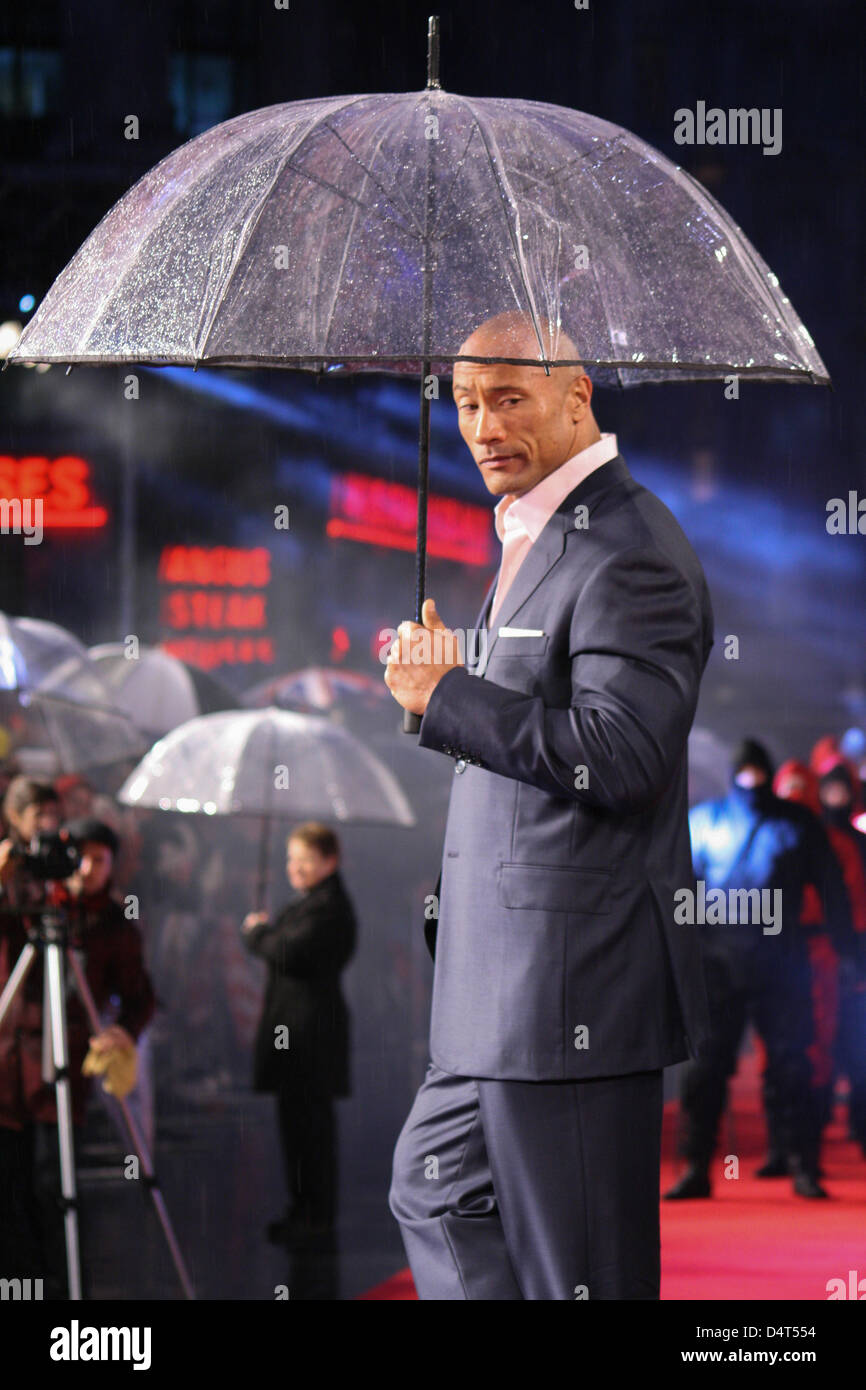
[117,706,416,909]
[6,17,830,733]
[0,614,146,776]
[89,642,239,740]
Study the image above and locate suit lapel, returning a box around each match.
[474,521,567,676]
[466,574,497,675]
[468,454,632,679]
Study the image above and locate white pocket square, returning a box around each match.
[497,627,545,637]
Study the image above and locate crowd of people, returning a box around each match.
[0,764,358,1296]
[668,734,866,1200]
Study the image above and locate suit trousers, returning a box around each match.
[389,1061,664,1299]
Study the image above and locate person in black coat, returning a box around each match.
[241,822,356,1243]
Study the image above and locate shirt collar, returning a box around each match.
[493,433,619,544]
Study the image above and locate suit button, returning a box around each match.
[455,758,467,773]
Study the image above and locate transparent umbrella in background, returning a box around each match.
[0,614,146,779]
[88,642,239,741]
[6,17,829,737]
[243,665,393,729]
[117,706,415,912]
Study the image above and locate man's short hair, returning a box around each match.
[288,821,340,860]
[66,817,120,858]
[3,776,61,824]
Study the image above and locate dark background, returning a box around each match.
[0,0,864,1298]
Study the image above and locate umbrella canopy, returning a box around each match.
[117,706,415,825]
[5,19,830,739]
[243,666,391,716]
[8,89,826,387]
[89,642,239,739]
[0,615,146,775]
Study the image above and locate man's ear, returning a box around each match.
[569,370,592,422]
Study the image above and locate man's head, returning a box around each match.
[731,738,774,789]
[2,776,61,843]
[818,765,855,812]
[286,822,340,893]
[452,312,600,499]
[66,818,119,898]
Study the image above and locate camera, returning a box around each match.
[18,831,81,881]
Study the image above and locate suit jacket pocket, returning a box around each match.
[491,632,549,657]
[497,861,611,914]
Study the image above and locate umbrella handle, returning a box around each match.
[403,709,421,734]
[255,813,272,913]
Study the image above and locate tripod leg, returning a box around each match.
[66,950,196,1300]
[0,941,38,1026]
[43,941,83,1301]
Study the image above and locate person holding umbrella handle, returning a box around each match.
[385,310,714,1300]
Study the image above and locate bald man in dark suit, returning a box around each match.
[384,312,713,1300]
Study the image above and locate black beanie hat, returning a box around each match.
[66,817,120,857]
[818,764,854,795]
[731,738,774,780]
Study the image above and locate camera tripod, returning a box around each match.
[0,902,195,1299]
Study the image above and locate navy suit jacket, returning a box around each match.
[418,452,714,1081]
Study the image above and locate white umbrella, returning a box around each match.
[117,706,415,908]
[89,643,239,739]
[0,614,145,775]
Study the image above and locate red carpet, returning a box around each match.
[360,1040,866,1300]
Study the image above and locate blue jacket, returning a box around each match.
[688,783,853,955]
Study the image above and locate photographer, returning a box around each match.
[0,780,155,1298]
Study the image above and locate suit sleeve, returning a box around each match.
[419,546,708,814]
[243,899,356,978]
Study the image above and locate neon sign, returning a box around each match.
[158,545,273,669]
[0,455,108,528]
[327,473,493,566]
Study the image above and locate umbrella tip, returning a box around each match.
[426,15,441,89]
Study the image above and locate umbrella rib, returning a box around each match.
[197,94,418,359]
[195,127,320,361]
[454,94,547,357]
[313,117,426,241]
[281,160,421,242]
[514,134,627,196]
[429,120,480,241]
[70,105,322,359]
[319,112,411,355]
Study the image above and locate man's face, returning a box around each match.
[452,361,590,498]
[70,841,113,897]
[734,765,768,789]
[286,838,337,892]
[820,780,851,810]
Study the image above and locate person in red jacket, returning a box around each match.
[0,780,155,1298]
[809,741,866,1153]
[769,761,863,1175]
